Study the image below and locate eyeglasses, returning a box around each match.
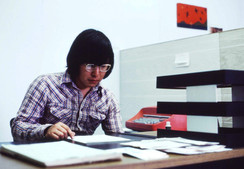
[85,64,111,72]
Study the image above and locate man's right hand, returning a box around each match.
[45,122,75,140]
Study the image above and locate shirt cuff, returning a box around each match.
[33,124,53,139]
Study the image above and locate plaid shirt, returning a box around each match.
[12,71,123,141]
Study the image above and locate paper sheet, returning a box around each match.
[121,139,190,150]
[164,145,232,155]
[108,147,169,161]
[156,137,219,146]
[72,134,131,144]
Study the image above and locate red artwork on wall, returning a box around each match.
[177,3,207,30]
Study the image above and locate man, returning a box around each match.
[11,29,123,141]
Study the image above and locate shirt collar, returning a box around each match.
[61,70,102,92]
[61,70,78,89]
[62,70,73,84]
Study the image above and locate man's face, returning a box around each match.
[75,64,106,90]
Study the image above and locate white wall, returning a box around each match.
[0,0,243,141]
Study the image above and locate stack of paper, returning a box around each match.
[120,137,231,155]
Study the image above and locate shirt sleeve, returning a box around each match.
[11,76,51,141]
[101,92,124,134]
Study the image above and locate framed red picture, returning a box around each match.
[177,3,207,30]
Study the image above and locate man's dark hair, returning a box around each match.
[67,29,114,80]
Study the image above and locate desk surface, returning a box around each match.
[1,132,244,169]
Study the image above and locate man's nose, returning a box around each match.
[91,67,100,76]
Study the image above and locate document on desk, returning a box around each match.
[164,145,232,155]
[0,141,122,167]
[157,137,219,146]
[121,139,190,150]
[120,137,229,155]
[72,134,131,144]
[108,147,169,161]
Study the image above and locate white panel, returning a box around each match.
[187,116,218,133]
[175,53,190,67]
[186,85,218,102]
[186,85,218,134]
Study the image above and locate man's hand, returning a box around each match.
[45,122,75,140]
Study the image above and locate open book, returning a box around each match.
[0,141,122,167]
